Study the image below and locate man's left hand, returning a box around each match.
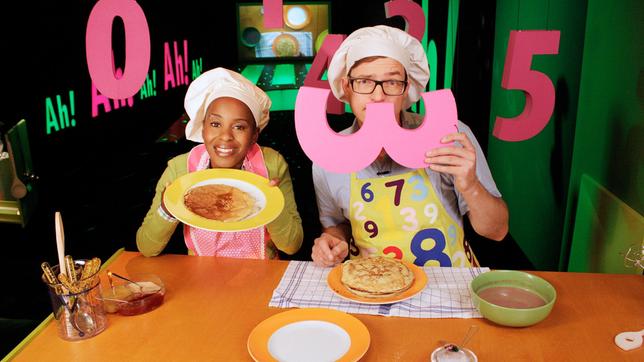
[424,131,478,193]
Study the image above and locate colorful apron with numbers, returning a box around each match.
[348,168,479,267]
[183,144,272,259]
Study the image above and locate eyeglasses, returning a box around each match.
[348,77,408,96]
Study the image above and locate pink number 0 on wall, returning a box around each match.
[86,0,151,99]
[493,30,560,142]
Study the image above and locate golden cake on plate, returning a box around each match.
[341,256,415,298]
[184,184,257,222]
[272,34,300,57]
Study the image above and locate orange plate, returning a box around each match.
[283,5,312,30]
[247,308,370,362]
[327,260,428,305]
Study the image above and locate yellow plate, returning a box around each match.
[327,260,428,305]
[248,308,370,362]
[163,169,284,232]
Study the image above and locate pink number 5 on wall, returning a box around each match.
[493,30,560,142]
[86,0,151,100]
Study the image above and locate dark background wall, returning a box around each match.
[0,0,527,355]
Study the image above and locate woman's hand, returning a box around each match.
[425,132,479,194]
[312,233,348,267]
[268,178,281,187]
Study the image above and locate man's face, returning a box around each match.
[202,97,259,169]
[341,57,409,128]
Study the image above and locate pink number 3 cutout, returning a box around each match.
[295,87,457,173]
[493,30,560,142]
[384,0,425,41]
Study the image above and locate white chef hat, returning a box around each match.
[327,25,430,109]
[184,67,271,142]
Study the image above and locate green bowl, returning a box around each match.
[241,27,261,47]
[470,270,556,327]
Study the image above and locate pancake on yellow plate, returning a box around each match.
[183,184,257,222]
[341,256,415,298]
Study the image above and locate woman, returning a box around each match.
[137,68,303,259]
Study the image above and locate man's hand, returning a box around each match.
[425,132,479,194]
[426,132,509,240]
[312,233,349,267]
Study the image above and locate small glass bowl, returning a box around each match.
[430,344,478,362]
[99,273,165,316]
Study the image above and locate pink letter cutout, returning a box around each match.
[384,0,426,41]
[303,34,347,115]
[295,87,457,173]
[263,0,283,28]
[493,30,560,141]
[86,0,151,99]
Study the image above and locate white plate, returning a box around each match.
[248,308,370,362]
[268,321,350,362]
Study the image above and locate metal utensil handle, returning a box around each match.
[461,325,479,348]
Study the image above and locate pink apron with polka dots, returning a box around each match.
[183,144,269,259]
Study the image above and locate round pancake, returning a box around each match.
[183,184,257,222]
[341,256,415,298]
[343,285,410,299]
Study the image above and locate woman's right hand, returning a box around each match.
[312,233,348,267]
[160,181,173,217]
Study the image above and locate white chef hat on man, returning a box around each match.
[184,67,271,142]
[327,25,430,109]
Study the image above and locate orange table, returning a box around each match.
[6,250,644,361]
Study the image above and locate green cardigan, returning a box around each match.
[136,146,303,258]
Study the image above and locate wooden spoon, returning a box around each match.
[55,211,67,277]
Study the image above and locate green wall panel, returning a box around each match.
[560,0,644,270]
[487,0,588,270]
[568,174,643,274]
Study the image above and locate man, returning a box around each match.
[311,25,508,267]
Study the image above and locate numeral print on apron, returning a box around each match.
[348,168,478,267]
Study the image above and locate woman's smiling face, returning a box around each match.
[202,97,259,169]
